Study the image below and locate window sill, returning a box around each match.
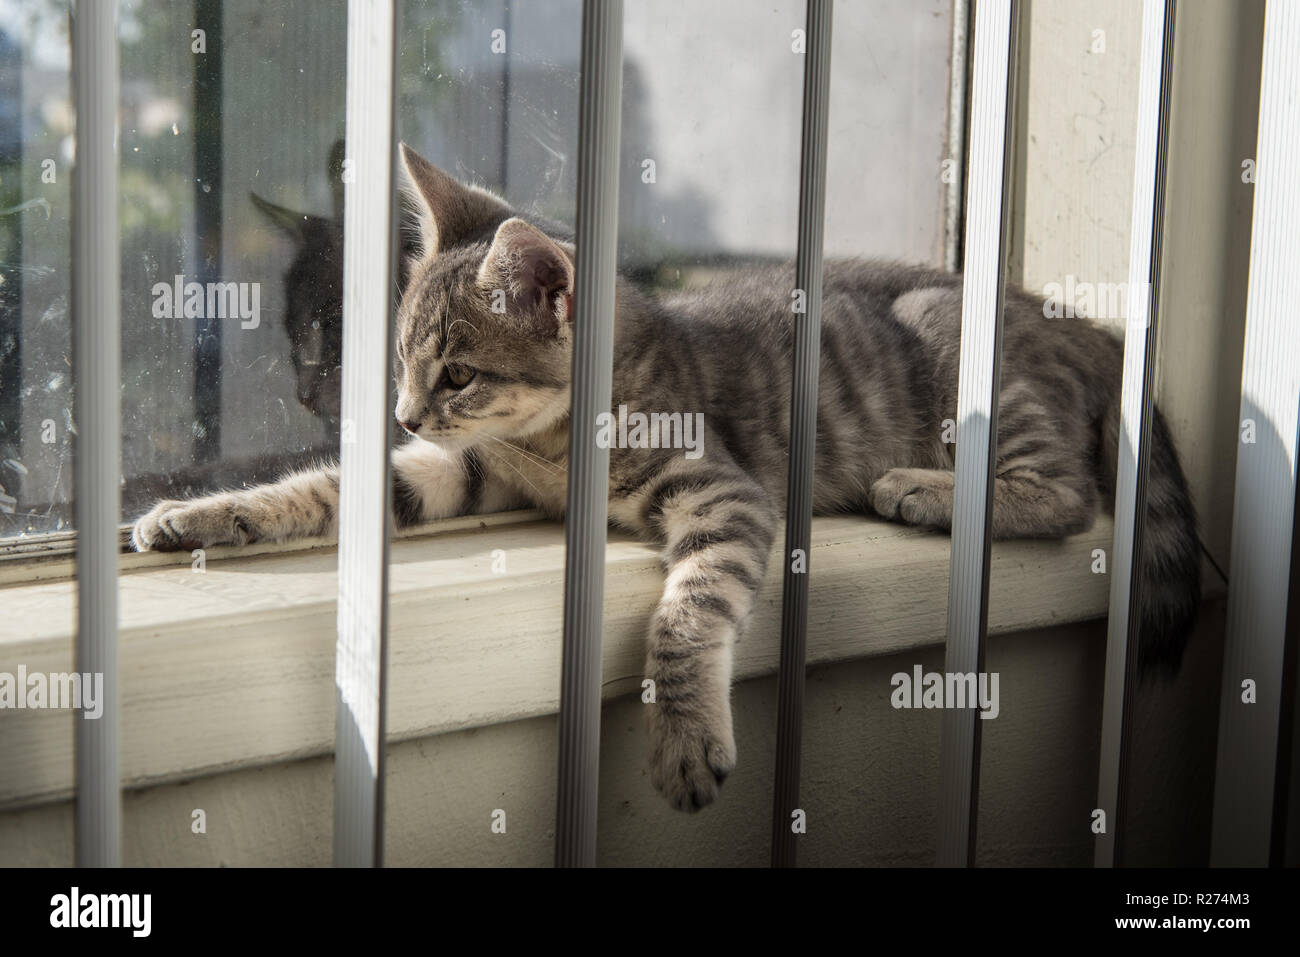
[0,511,1116,811]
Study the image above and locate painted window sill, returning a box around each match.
[0,510,1115,810]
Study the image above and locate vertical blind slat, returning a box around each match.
[1211,0,1300,867]
[769,0,833,870]
[555,0,623,869]
[334,0,399,869]
[943,0,972,273]
[71,0,122,869]
[936,0,1019,868]
[1095,0,1174,870]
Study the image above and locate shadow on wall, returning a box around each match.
[1114,397,1290,865]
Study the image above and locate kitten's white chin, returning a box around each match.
[421,433,470,453]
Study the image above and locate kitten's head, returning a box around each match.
[393,145,575,450]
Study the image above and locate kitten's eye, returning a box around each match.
[445,364,476,389]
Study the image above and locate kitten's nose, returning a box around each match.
[399,419,420,435]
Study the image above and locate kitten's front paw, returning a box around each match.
[646,705,736,812]
[131,497,253,552]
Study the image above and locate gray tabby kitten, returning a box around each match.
[134,144,1201,811]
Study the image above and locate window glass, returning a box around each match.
[0,0,74,536]
[0,0,952,541]
[0,0,349,539]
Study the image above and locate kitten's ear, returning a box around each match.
[478,217,574,336]
[327,138,346,220]
[398,143,510,258]
[250,192,327,242]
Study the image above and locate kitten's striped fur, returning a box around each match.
[134,145,1201,811]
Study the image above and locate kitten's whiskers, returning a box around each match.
[477,441,546,499]
[480,432,567,477]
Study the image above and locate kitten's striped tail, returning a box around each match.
[1099,397,1202,676]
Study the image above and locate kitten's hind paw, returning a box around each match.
[647,707,736,812]
[870,467,955,530]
